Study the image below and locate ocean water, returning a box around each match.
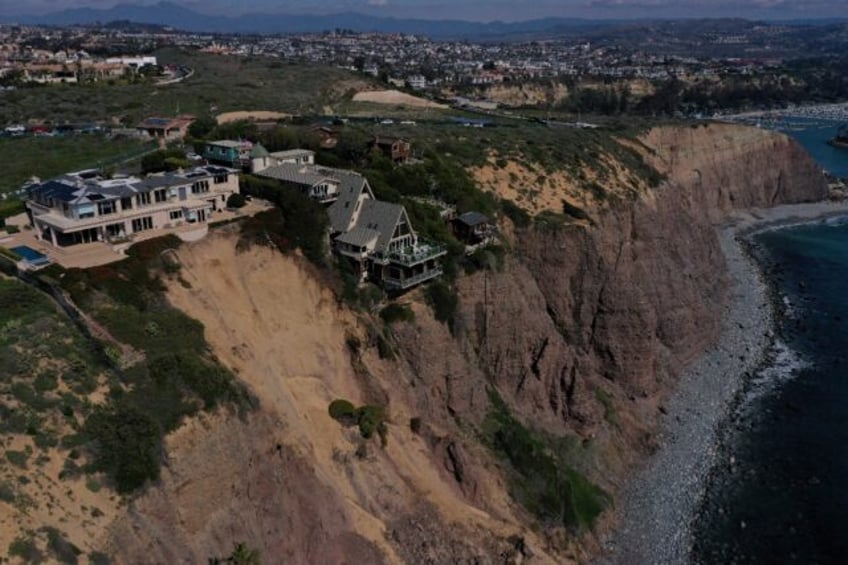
[778,118,848,177]
[691,160,848,561]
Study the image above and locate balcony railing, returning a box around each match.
[381,240,447,266]
[383,267,443,290]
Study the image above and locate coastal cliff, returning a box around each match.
[95,123,825,563]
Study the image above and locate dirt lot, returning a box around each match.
[351,90,447,108]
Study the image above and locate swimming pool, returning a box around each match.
[11,245,51,266]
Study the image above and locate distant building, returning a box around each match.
[206,140,315,174]
[308,125,341,149]
[406,75,427,90]
[136,116,195,141]
[26,166,239,247]
[452,211,494,245]
[203,140,252,168]
[105,55,158,68]
[371,135,411,164]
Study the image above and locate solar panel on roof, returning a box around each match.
[87,193,105,201]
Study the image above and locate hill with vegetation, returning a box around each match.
[0,53,831,563]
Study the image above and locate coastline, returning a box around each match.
[598,199,848,564]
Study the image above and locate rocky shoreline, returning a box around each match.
[598,200,848,565]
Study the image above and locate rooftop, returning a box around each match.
[269,148,315,159]
[28,165,237,204]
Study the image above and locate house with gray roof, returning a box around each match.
[26,165,239,247]
[255,162,342,204]
[337,198,446,291]
[251,151,445,290]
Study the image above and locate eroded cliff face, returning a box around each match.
[99,124,825,563]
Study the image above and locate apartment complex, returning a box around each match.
[25,166,239,247]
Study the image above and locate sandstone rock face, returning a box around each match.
[455,124,824,460]
[101,124,826,563]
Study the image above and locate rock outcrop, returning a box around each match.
[100,123,825,563]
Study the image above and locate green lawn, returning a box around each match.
[0,136,155,194]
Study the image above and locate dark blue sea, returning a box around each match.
[692,122,848,563]
[779,117,848,177]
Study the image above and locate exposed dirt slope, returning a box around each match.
[92,122,825,563]
[99,230,560,564]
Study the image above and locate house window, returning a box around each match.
[154,189,167,203]
[106,222,125,237]
[191,180,210,194]
[76,204,95,219]
[97,201,116,216]
[131,216,153,232]
[169,210,183,220]
[213,174,228,184]
[137,192,151,206]
[121,197,133,211]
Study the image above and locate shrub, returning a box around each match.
[226,193,247,209]
[0,481,15,503]
[83,406,161,494]
[8,536,42,562]
[89,551,112,565]
[238,174,328,265]
[34,371,59,392]
[328,400,388,446]
[44,527,82,564]
[501,199,531,228]
[426,281,458,331]
[328,399,357,422]
[483,389,612,531]
[376,331,395,360]
[379,303,414,324]
[357,405,386,440]
[6,450,28,469]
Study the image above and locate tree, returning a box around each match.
[188,116,218,140]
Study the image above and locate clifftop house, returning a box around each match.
[26,166,239,247]
[254,152,444,290]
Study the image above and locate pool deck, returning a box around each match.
[0,199,272,270]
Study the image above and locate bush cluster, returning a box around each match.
[379,303,415,325]
[328,399,388,447]
[483,389,612,531]
[238,174,329,265]
[426,281,458,332]
[44,235,254,494]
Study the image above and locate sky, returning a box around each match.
[2,0,848,21]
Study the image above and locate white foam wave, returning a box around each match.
[737,340,810,417]
[824,215,848,227]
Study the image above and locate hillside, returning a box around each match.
[0,122,827,562]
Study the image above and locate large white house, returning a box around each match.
[25,166,239,247]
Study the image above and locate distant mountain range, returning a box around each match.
[2,1,613,39]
